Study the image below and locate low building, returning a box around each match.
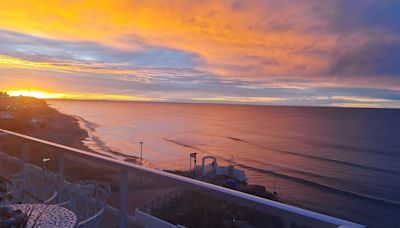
[0,111,15,119]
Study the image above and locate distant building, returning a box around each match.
[0,92,9,98]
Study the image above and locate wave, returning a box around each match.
[73,115,111,152]
[164,138,237,164]
[224,136,400,175]
[73,115,141,163]
[301,139,399,157]
[235,162,400,208]
[164,137,400,208]
[269,132,399,157]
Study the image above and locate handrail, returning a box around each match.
[0,128,365,228]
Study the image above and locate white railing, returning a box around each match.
[0,129,365,228]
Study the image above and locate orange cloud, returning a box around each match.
[1,1,399,108]
[331,96,393,103]
[0,0,336,79]
[0,55,198,80]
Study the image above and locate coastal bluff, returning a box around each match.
[0,93,118,182]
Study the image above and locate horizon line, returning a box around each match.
[44,98,400,111]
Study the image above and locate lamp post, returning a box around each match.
[139,142,144,164]
[42,158,50,170]
[190,152,197,177]
[42,157,50,183]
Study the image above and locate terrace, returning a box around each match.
[0,128,365,228]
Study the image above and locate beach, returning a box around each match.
[0,98,122,186]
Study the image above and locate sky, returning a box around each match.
[0,0,400,108]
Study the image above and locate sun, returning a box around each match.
[7,90,65,99]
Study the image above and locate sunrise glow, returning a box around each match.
[0,1,399,107]
[7,90,65,99]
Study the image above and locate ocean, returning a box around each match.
[48,99,400,228]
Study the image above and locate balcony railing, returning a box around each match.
[0,128,365,228]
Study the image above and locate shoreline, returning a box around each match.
[70,114,142,163]
[0,100,136,183]
[27,105,142,165]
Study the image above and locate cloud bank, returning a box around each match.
[0,0,399,107]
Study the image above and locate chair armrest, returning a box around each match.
[56,200,71,207]
[76,205,106,228]
[44,190,58,204]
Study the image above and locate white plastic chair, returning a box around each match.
[0,177,13,205]
[58,180,111,228]
[10,169,58,204]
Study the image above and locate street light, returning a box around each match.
[139,142,144,164]
[42,157,51,184]
[42,157,50,170]
[189,152,197,177]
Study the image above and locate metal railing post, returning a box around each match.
[19,140,29,199]
[20,140,29,174]
[0,153,3,174]
[58,152,65,202]
[119,169,128,228]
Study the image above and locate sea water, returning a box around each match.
[48,100,400,228]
